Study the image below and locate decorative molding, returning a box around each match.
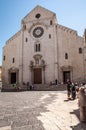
[61,65,73,71]
[57,24,77,35]
[28,22,47,33]
[8,67,19,73]
[33,54,42,60]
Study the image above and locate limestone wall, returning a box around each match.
[2,6,86,88]
[57,24,84,82]
[2,31,22,85]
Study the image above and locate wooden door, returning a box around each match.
[34,68,42,84]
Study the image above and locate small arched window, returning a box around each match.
[35,44,41,52]
[38,44,40,51]
[13,57,15,63]
[49,34,51,39]
[65,53,68,59]
[50,20,52,25]
[36,44,38,52]
[25,38,28,42]
[3,56,5,61]
[79,48,82,54]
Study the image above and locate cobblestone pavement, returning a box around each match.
[0,91,86,130]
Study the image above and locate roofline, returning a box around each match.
[22,5,56,22]
[6,30,21,44]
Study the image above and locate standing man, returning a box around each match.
[71,83,76,100]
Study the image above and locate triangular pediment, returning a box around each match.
[22,5,56,23]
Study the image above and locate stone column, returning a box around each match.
[29,67,34,84]
[19,65,23,86]
[42,67,45,84]
[53,25,59,82]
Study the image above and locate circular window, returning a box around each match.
[35,13,41,19]
[33,27,44,38]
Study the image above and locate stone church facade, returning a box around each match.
[2,5,86,90]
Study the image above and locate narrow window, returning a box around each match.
[36,44,38,52]
[35,44,41,52]
[79,48,82,54]
[26,38,28,42]
[38,44,40,51]
[34,44,37,52]
[49,34,51,39]
[65,53,68,59]
[34,44,36,52]
[13,58,15,63]
[50,20,52,25]
[3,56,5,61]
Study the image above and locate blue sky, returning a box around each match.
[0,0,86,65]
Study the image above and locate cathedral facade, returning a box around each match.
[2,6,86,90]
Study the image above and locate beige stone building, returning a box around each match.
[2,5,86,90]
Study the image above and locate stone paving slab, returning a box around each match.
[0,91,86,130]
[0,126,11,130]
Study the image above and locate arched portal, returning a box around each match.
[30,54,46,84]
[8,67,19,84]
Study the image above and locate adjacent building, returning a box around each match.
[2,5,86,90]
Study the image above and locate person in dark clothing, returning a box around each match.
[27,82,29,90]
[29,84,33,90]
[55,79,58,85]
[71,83,76,100]
[66,79,71,99]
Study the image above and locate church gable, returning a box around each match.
[22,5,56,23]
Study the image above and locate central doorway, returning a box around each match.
[11,72,16,84]
[63,71,70,83]
[34,68,42,84]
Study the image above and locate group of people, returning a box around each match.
[66,79,79,100]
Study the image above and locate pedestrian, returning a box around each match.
[71,83,76,100]
[74,82,79,92]
[29,84,33,90]
[66,79,71,100]
[27,82,29,90]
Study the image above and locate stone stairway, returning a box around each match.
[33,84,67,91]
[1,83,67,92]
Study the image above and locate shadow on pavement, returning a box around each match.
[0,92,58,130]
[70,109,86,130]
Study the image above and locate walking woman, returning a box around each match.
[66,79,71,100]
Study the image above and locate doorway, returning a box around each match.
[34,68,42,84]
[63,71,70,83]
[11,73,16,84]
